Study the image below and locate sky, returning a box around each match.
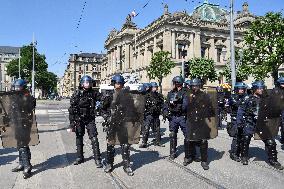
[1,0,284,77]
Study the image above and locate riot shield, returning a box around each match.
[0,91,39,148]
[108,89,144,145]
[186,89,218,140]
[254,89,284,140]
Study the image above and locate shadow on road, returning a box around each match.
[32,153,77,176]
[249,146,267,161]
[208,148,225,164]
[0,154,18,166]
[0,148,16,156]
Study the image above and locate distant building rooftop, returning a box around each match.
[0,46,20,54]
[78,53,105,58]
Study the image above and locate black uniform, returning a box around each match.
[227,93,248,161]
[163,88,187,159]
[140,91,164,146]
[237,93,283,169]
[68,88,102,167]
[100,88,134,175]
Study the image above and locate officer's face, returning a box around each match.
[192,85,200,92]
[238,89,245,94]
[114,83,123,89]
[255,88,264,95]
[152,87,158,92]
[281,84,284,88]
[82,81,91,89]
[14,85,23,91]
[174,83,182,90]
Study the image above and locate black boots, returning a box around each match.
[104,144,115,173]
[183,139,194,166]
[230,137,241,162]
[241,135,251,165]
[19,147,32,179]
[139,125,149,148]
[12,150,24,172]
[74,136,84,165]
[122,144,134,176]
[90,137,103,168]
[169,132,177,160]
[265,139,284,170]
[200,140,209,170]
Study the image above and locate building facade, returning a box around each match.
[101,2,266,93]
[0,46,20,91]
[61,53,105,97]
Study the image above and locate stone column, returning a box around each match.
[163,30,171,52]
[117,46,121,70]
[125,44,130,69]
[171,31,176,59]
[209,38,217,62]
[189,33,194,59]
[194,32,201,57]
[144,42,148,67]
[154,37,157,53]
[176,44,179,59]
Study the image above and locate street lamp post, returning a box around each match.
[31,33,36,97]
[230,0,236,88]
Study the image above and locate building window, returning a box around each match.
[86,65,88,71]
[217,48,222,62]
[201,47,206,58]
[178,44,187,59]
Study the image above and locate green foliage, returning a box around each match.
[242,12,284,83]
[147,51,175,92]
[186,57,217,82]
[6,45,57,92]
[221,50,252,82]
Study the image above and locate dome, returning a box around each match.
[192,1,228,22]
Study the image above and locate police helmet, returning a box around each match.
[191,78,202,86]
[234,82,247,90]
[277,77,284,85]
[150,82,158,88]
[12,79,26,91]
[80,75,93,88]
[185,80,192,86]
[143,83,151,89]
[251,80,265,90]
[172,76,184,85]
[111,74,125,85]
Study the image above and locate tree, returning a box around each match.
[6,45,57,94]
[186,57,217,83]
[242,12,284,83]
[221,50,252,82]
[147,51,175,93]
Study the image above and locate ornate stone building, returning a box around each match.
[61,53,105,97]
[101,1,261,93]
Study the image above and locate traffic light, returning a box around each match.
[184,61,190,78]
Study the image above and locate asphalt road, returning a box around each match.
[1,99,284,189]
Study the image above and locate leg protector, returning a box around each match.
[264,139,284,170]
[121,144,134,176]
[74,135,84,165]
[104,144,115,173]
[169,132,177,160]
[19,147,32,179]
[241,135,251,165]
[90,136,103,168]
[12,150,24,172]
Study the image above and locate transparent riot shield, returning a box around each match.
[108,89,145,145]
[186,89,218,140]
[254,89,284,140]
[0,91,39,148]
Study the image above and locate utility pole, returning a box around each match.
[32,33,35,97]
[18,48,21,79]
[230,0,236,88]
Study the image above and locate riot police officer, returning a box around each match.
[68,76,103,167]
[101,74,135,176]
[140,82,164,148]
[183,78,209,170]
[276,77,284,144]
[10,79,36,179]
[227,82,248,162]
[216,86,225,129]
[163,76,187,160]
[237,81,283,169]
